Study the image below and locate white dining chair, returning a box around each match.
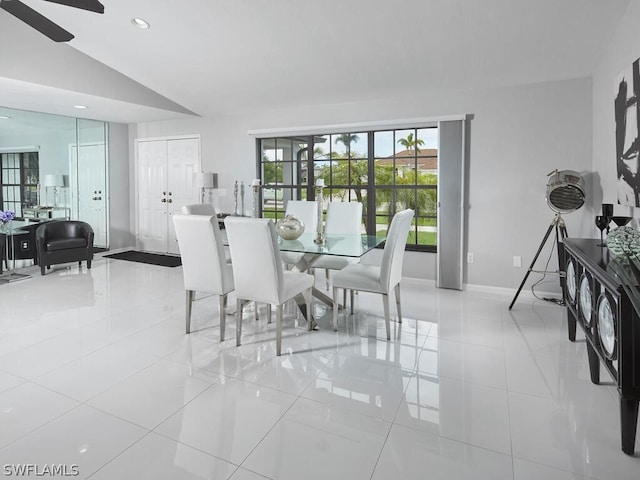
[172,214,234,338]
[280,200,318,268]
[224,217,314,356]
[331,209,414,340]
[313,201,363,289]
[181,203,217,215]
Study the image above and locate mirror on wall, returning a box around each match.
[0,106,109,248]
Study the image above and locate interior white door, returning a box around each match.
[78,144,107,247]
[136,136,200,254]
[166,138,199,254]
[70,143,108,248]
[137,140,168,253]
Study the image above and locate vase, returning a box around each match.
[0,221,11,234]
[275,214,305,240]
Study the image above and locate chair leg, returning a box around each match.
[219,294,227,342]
[276,304,283,356]
[382,293,391,341]
[325,269,330,290]
[304,289,313,331]
[236,298,243,347]
[394,284,402,323]
[185,290,194,334]
[254,301,259,321]
[87,258,92,269]
[332,286,339,331]
[350,289,355,314]
[267,304,272,324]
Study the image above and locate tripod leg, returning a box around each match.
[557,225,568,303]
[508,224,555,310]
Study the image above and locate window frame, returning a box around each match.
[0,151,39,217]
[257,127,438,252]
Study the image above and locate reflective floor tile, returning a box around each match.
[91,432,237,480]
[0,382,78,449]
[0,405,146,480]
[33,345,160,402]
[372,424,514,480]
[509,391,640,479]
[243,397,391,480]
[301,354,410,421]
[87,359,213,429]
[155,376,296,465]
[418,336,507,389]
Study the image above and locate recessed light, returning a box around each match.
[131,17,150,29]
[74,105,88,109]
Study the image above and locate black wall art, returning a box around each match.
[615,58,640,207]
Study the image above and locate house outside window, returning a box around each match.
[257,127,438,252]
[0,151,39,217]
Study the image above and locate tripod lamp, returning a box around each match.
[509,169,585,310]
[194,172,217,203]
[43,174,64,207]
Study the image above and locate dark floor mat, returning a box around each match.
[103,250,181,267]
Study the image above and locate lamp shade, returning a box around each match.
[546,170,585,214]
[194,172,217,189]
[43,174,63,187]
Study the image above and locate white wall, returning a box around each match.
[593,0,640,220]
[132,77,593,290]
[108,123,133,249]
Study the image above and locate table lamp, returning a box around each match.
[194,172,217,203]
[43,174,64,207]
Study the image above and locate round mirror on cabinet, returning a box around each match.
[597,292,617,360]
[579,273,593,327]
[565,258,577,305]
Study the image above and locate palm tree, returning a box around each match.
[397,132,424,153]
[335,134,359,158]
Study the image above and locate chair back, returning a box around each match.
[224,217,285,305]
[285,200,318,233]
[380,209,414,291]
[325,202,363,234]
[181,204,217,215]
[172,214,233,295]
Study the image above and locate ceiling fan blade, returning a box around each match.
[0,0,73,41]
[43,0,104,14]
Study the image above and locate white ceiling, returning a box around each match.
[0,0,632,123]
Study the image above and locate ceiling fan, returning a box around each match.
[0,0,104,42]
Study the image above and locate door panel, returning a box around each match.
[70,144,108,247]
[166,138,199,254]
[137,140,168,253]
[136,137,200,254]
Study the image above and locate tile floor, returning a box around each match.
[0,255,639,479]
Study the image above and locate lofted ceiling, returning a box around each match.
[0,0,632,123]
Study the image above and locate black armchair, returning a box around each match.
[36,221,94,275]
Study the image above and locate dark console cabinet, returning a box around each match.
[563,238,640,455]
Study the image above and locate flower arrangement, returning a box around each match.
[606,225,640,257]
[0,209,15,224]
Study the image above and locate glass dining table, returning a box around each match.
[222,227,386,324]
[276,232,386,306]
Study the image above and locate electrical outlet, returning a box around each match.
[467,252,474,263]
[513,255,522,268]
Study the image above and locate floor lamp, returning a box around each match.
[508,169,586,310]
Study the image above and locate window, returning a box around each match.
[257,126,438,251]
[0,151,39,217]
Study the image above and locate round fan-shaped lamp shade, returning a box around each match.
[546,170,586,214]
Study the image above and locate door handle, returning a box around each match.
[167,199,172,203]
[161,198,166,203]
